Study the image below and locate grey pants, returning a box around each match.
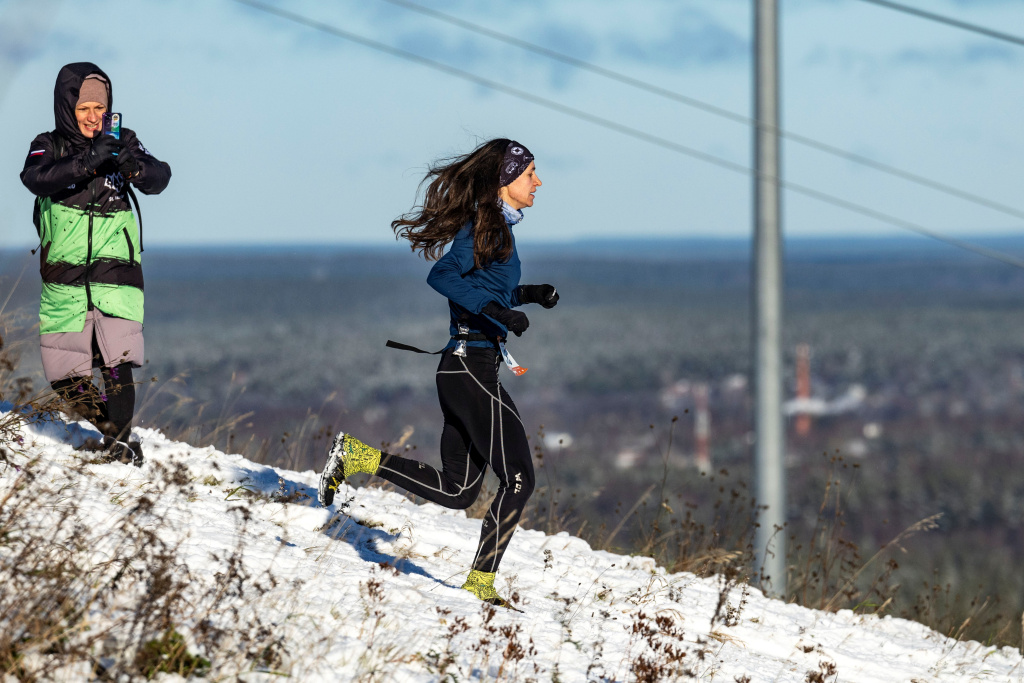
[40,309,144,383]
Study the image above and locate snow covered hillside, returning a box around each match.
[3,407,1023,682]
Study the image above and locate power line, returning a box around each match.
[229,0,1024,270]
[378,0,1024,224]
[855,0,1024,47]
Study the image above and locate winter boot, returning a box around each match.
[461,570,514,609]
[126,440,144,467]
[318,432,381,507]
[76,436,113,453]
[108,440,143,467]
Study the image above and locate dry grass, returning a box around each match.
[0,454,288,680]
[3,299,1020,681]
[526,418,1023,652]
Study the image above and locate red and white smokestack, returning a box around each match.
[796,343,811,437]
[694,382,710,473]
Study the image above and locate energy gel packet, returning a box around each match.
[498,341,527,376]
[454,324,469,357]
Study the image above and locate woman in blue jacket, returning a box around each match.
[319,139,558,607]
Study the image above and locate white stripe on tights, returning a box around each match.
[377,462,484,499]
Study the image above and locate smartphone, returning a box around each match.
[102,112,121,140]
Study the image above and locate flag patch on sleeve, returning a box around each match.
[29,149,45,157]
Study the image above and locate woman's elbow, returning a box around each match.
[426,263,455,295]
[21,173,51,197]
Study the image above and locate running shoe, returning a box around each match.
[318,432,381,507]
[461,569,519,610]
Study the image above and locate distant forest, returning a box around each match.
[4,238,1024,644]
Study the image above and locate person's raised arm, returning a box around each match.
[21,133,125,197]
[117,130,171,195]
[20,134,86,197]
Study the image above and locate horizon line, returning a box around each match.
[4,232,1024,252]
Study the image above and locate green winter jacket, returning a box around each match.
[20,62,171,334]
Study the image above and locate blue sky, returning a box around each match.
[1,0,1023,247]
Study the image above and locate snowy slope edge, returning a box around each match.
[2,409,1022,682]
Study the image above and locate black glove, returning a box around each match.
[518,284,559,309]
[117,144,139,178]
[82,135,122,175]
[482,301,529,337]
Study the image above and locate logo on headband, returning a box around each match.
[500,140,534,186]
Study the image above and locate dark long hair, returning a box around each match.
[392,138,513,268]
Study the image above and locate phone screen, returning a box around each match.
[102,112,121,140]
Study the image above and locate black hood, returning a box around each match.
[54,62,112,145]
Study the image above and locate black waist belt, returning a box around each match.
[385,333,492,355]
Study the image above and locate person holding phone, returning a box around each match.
[20,62,171,465]
[318,139,559,608]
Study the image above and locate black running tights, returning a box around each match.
[375,347,535,573]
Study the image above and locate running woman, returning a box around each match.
[318,139,559,607]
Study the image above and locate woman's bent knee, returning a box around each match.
[519,475,535,500]
[449,492,479,510]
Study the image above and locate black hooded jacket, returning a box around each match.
[21,62,171,201]
[19,62,172,334]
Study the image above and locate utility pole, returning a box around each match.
[753,0,786,596]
